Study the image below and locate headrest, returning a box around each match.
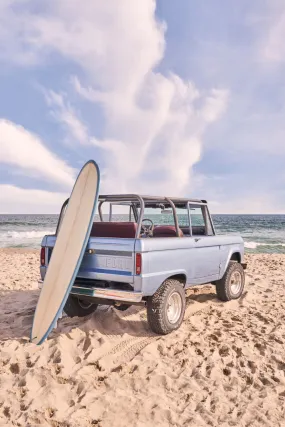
[153,225,183,238]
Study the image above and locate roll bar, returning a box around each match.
[55,194,213,238]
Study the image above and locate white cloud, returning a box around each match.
[0,1,165,90]
[0,0,228,199]
[0,184,68,214]
[75,72,228,195]
[261,2,285,63]
[44,90,89,144]
[201,89,229,122]
[0,119,75,189]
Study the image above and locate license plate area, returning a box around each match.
[96,254,133,272]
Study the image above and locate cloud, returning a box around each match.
[263,18,285,62]
[0,119,75,189]
[0,184,68,214]
[0,1,165,88]
[43,90,89,144]
[74,72,228,195]
[0,0,228,198]
[261,1,285,63]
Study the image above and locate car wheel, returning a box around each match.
[147,279,186,335]
[215,261,245,301]
[63,295,98,317]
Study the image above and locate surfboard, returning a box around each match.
[31,160,100,345]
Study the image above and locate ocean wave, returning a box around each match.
[0,230,55,240]
[0,221,56,227]
[245,241,285,249]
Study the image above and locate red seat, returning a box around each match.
[91,222,138,238]
[153,225,183,238]
[180,226,205,236]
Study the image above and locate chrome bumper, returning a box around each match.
[71,286,143,303]
[38,280,142,303]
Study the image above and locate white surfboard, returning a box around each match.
[31,160,100,345]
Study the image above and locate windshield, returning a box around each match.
[142,205,189,228]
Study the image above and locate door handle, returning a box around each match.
[194,238,201,242]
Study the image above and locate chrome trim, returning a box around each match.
[70,286,143,303]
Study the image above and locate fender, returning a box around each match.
[219,244,244,278]
[140,269,188,296]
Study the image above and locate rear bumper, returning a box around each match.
[71,286,143,303]
[38,280,142,303]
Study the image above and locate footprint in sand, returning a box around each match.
[9,363,20,374]
[3,407,10,419]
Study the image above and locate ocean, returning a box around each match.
[0,214,284,254]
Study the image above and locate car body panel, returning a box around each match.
[40,232,244,300]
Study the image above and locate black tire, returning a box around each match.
[147,279,186,335]
[215,261,245,302]
[63,295,98,318]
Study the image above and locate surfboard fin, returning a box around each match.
[54,311,63,329]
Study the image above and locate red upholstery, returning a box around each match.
[153,225,183,238]
[180,226,206,236]
[91,222,138,238]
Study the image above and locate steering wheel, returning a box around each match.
[141,218,154,236]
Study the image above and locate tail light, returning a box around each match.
[135,253,142,275]
[40,247,46,266]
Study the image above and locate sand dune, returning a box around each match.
[0,248,284,426]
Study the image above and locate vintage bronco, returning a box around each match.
[39,194,246,335]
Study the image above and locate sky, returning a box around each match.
[0,0,284,214]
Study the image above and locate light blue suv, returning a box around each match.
[39,194,246,335]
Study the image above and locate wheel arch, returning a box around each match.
[216,259,245,302]
[219,248,243,278]
[141,270,187,296]
[165,273,187,287]
[230,252,241,263]
[146,275,186,334]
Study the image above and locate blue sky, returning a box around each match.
[0,0,284,213]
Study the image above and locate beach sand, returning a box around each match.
[0,248,284,427]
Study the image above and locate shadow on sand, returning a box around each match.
[0,286,218,343]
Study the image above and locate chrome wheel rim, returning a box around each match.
[167,291,182,324]
[230,271,242,294]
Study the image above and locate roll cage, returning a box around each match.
[56,194,215,239]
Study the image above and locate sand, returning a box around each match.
[0,249,284,427]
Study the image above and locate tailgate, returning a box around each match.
[45,235,135,284]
